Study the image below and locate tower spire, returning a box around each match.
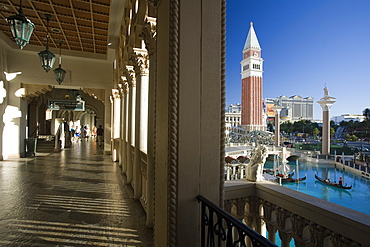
[244,22,261,51]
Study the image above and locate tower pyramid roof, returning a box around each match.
[243,22,261,51]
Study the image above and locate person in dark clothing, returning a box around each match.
[338,177,343,186]
[97,125,104,146]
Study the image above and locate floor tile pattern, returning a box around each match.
[0,140,153,246]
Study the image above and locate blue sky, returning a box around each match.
[226,0,370,120]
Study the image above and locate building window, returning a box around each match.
[252,64,261,70]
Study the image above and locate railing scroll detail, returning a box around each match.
[197,195,278,247]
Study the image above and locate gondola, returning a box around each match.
[280,176,306,183]
[314,174,352,189]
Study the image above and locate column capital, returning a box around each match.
[131,48,149,76]
[317,100,336,111]
[140,17,157,56]
[119,76,129,94]
[147,0,160,8]
[272,105,283,114]
[111,89,120,100]
[125,65,136,87]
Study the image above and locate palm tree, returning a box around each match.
[363,108,370,120]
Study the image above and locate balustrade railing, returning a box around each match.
[197,195,277,247]
[224,181,369,246]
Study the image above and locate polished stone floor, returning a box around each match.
[0,139,153,246]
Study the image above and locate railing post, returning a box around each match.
[200,201,205,247]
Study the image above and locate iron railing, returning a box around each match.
[197,195,277,247]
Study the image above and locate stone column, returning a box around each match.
[141,16,157,228]
[317,87,336,155]
[111,89,120,162]
[28,101,39,137]
[273,106,283,147]
[155,0,224,245]
[125,66,136,184]
[132,47,149,200]
[119,78,128,173]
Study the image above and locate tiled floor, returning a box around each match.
[0,139,153,246]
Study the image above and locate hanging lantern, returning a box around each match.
[54,65,66,85]
[38,14,55,72]
[6,0,35,49]
[53,40,66,84]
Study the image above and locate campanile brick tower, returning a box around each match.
[241,22,265,131]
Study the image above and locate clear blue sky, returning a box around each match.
[226,0,370,120]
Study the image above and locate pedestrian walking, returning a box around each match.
[97,125,104,147]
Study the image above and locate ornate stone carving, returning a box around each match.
[147,0,160,8]
[168,0,180,245]
[291,214,309,247]
[125,65,136,87]
[219,0,227,207]
[111,89,120,99]
[276,207,292,244]
[330,233,358,247]
[131,49,149,76]
[245,145,268,182]
[309,223,329,247]
[140,17,157,56]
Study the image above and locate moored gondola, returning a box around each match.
[280,176,306,183]
[314,174,352,189]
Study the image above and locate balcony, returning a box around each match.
[222,180,369,246]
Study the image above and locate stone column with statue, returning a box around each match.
[317,86,336,155]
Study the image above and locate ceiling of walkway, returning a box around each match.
[0,0,124,59]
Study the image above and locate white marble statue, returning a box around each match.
[246,145,268,182]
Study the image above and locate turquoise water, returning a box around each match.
[264,160,370,215]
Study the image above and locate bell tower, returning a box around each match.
[241,22,265,131]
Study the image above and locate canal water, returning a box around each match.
[264,160,370,215]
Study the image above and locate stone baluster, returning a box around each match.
[262,200,277,243]
[223,199,233,215]
[235,197,247,221]
[309,223,329,247]
[291,214,309,247]
[276,207,292,247]
[330,233,358,247]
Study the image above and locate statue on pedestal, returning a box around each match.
[246,145,268,182]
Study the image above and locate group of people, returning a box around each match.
[324,176,343,186]
[70,125,104,146]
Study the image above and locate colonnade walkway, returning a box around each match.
[0,139,153,246]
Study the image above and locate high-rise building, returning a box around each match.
[240,22,265,131]
[265,95,314,122]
